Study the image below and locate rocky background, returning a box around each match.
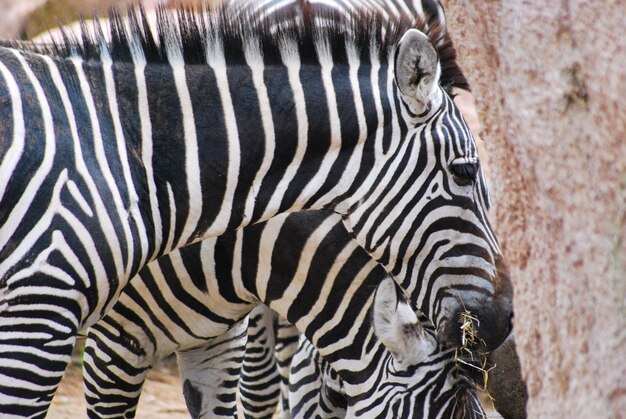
[443,0,626,417]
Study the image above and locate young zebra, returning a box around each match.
[173,278,488,419]
[0,3,510,416]
[231,285,487,419]
[287,277,485,419]
[84,212,490,418]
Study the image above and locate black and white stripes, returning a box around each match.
[0,2,509,416]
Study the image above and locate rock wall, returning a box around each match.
[442,1,626,417]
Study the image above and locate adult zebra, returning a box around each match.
[229,0,446,27]
[61,0,467,416]
[0,2,511,417]
[79,4,506,418]
[227,1,470,415]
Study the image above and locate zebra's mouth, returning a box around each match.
[436,292,513,352]
[434,254,514,352]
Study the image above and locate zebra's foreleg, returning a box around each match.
[273,315,299,418]
[0,326,77,418]
[83,319,155,419]
[176,318,249,419]
[0,280,83,417]
[238,305,281,418]
[288,336,347,419]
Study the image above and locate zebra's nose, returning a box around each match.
[438,254,515,351]
[437,294,513,351]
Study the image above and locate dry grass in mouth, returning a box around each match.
[454,309,496,401]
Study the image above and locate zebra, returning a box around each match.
[234,289,488,419]
[30,3,465,416]
[0,2,511,417]
[228,0,445,26]
[215,278,487,419]
[178,303,296,418]
[84,212,490,418]
[238,305,298,418]
[69,1,482,413]
[287,276,485,419]
[176,315,250,418]
[228,1,471,415]
[202,1,476,415]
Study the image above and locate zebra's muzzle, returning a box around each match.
[437,257,514,351]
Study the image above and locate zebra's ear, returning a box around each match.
[394,29,441,114]
[372,278,436,365]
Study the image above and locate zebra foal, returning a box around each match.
[287,277,485,419]
[0,2,510,416]
[85,212,489,418]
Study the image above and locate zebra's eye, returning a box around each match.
[450,159,479,186]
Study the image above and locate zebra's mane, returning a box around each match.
[3,2,467,90]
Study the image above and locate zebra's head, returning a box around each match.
[334,277,485,418]
[345,27,512,352]
[289,277,486,418]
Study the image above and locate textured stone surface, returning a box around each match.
[442,1,626,417]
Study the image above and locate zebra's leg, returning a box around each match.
[83,317,157,419]
[274,317,299,418]
[0,270,94,417]
[239,305,281,418]
[0,308,78,417]
[176,318,249,419]
[288,336,346,419]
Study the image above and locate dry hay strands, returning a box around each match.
[454,307,496,401]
